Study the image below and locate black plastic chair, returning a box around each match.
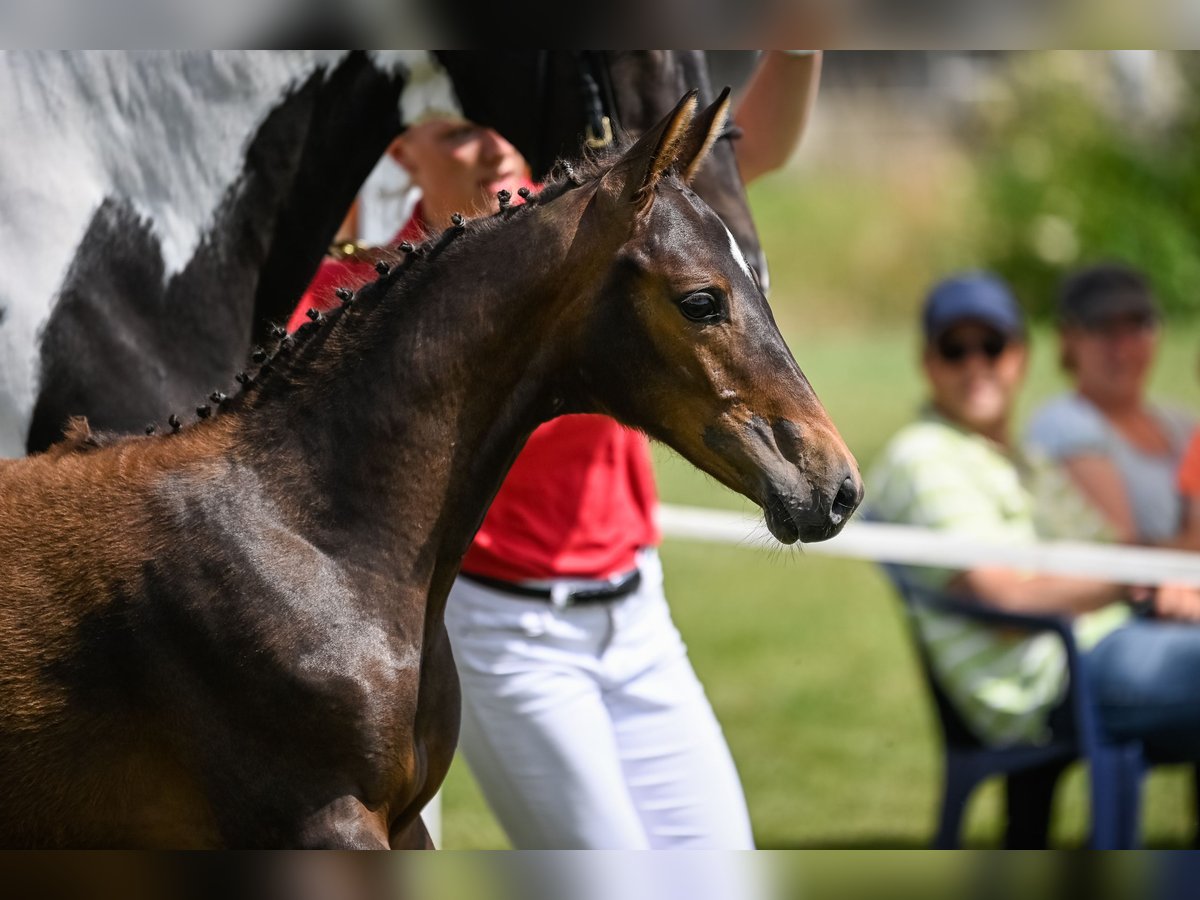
[882,561,1177,849]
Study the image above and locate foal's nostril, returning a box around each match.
[830,477,861,526]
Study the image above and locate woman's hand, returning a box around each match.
[1154,583,1200,622]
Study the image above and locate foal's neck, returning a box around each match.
[240,188,595,611]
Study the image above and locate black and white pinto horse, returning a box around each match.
[0,50,764,457]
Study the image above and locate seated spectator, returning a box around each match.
[1026,264,1193,546]
[869,272,1200,757]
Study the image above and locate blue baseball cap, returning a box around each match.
[922,272,1026,341]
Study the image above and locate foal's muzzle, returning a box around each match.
[763,467,863,545]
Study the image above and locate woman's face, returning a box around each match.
[1061,313,1159,407]
[389,119,529,223]
[922,321,1027,435]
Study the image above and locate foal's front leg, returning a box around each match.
[297,796,391,849]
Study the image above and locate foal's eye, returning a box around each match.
[678,291,723,323]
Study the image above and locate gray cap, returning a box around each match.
[1058,263,1160,327]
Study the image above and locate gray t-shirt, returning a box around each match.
[1025,393,1194,543]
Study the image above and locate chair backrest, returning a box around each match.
[879,557,1153,850]
[879,561,996,750]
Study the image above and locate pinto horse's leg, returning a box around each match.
[296,796,390,849]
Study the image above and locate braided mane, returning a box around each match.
[223,137,649,411]
[47,134,668,454]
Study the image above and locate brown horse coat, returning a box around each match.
[0,92,860,848]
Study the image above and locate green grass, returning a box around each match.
[441,324,1200,849]
[440,160,1200,848]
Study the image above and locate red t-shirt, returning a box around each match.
[1179,429,1200,498]
[292,201,660,582]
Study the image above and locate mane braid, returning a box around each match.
[233,222,469,408]
[533,139,629,205]
[269,304,351,393]
[241,303,353,407]
[343,222,460,324]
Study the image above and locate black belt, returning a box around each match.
[460,569,642,605]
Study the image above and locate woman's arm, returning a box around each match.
[951,567,1124,616]
[732,51,823,184]
[956,564,1200,622]
[1061,454,1139,543]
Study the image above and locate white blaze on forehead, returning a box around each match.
[724,223,755,284]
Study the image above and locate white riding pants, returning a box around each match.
[445,550,755,849]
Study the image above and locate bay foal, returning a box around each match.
[0,92,861,848]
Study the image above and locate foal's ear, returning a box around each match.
[677,87,732,184]
[602,90,699,210]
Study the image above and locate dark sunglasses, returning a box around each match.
[935,333,1010,364]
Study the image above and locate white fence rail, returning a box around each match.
[658,504,1200,587]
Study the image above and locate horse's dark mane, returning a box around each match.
[533,140,627,202]
[223,136,649,411]
[235,221,476,408]
[45,135,660,456]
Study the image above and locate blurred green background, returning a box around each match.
[441,51,1200,848]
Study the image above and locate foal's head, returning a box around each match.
[564,91,862,543]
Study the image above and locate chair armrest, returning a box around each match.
[882,561,1101,738]
[879,560,1114,750]
[882,561,1072,636]
[909,588,1076,642]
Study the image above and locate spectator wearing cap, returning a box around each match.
[868,272,1200,758]
[1026,263,1193,546]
